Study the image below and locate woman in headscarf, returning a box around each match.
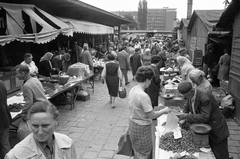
[189,68,212,93]
[38,52,56,80]
[128,66,170,159]
[177,56,195,81]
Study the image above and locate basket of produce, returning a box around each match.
[77,90,90,101]
[58,75,70,85]
[8,103,24,112]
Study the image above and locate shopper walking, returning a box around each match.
[117,45,130,85]
[130,48,142,80]
[101,54,122,108]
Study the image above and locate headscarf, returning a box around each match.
[63,53,71,61]
[40,52,53,62]
[177,56,192,67]
[189,69,205,83]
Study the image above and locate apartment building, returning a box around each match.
[112,7,176,31]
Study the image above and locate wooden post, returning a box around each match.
[118,25,121,40]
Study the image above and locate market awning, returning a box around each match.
[9,0,130,27]
[58,17,114,35]
[0,2,73,46]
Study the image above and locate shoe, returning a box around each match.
[111,105,115,108]
[125,82,130,85]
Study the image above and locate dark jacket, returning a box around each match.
[38,60,54,77]
[117,50,130,70]
[0,80,12,131]
[183,89,229,143]
[145,64,161,107]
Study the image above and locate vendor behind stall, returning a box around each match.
[80,43,93,71]
[38,52,56,80]
[189,68,212,93]
[177,56,195,82]
[20,53,38,77]
[177,81,230,159]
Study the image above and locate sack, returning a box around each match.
[116,131,134,156]
[119,87,127,98]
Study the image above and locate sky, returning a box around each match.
[80,0,228,20]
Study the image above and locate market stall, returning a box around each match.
[155,113,215,159]
[7,63,94,132]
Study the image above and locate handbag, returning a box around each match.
[119,82,127,99]
[119,87,127,98]
[116,130,134,156]
[118,82,127,98]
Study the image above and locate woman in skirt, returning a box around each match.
[128,66,170,159]
[101,54,122,108]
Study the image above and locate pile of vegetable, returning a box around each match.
[8,103,23,112]
[159,129,200,154]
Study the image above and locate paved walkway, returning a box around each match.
[9,72,240,159]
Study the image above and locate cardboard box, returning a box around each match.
[77,94,90,101]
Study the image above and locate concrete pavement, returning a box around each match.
[9,72,240,159]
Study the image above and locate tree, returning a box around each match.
[121,14,139,30]
[138,0,148,30]
[142,0,148,30]
[137,0,143,29]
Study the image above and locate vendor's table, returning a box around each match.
[155,115,215,159]
[49,73,94,109]
[7,73,94,132]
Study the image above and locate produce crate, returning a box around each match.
[76,94,90,101]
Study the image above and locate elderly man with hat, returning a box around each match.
[189,68,212,93]
[177,81,230,159]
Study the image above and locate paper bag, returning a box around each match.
[163,112,179,135]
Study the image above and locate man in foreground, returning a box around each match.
[177,81,230,159]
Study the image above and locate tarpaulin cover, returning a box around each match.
[0,2,73,46]
[58,17,114,35]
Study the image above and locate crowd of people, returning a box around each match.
[0,35,233,159]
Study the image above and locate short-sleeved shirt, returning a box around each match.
[128,86,153,125]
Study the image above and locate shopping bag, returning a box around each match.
[116,131,134,156]
[119,87,127,98]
